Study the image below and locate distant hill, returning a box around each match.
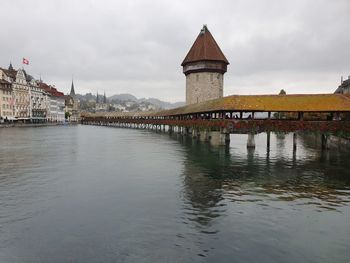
[138,97,184,109]
[107,93,184,109]
[76,92,184,110]
[109,93,138,102]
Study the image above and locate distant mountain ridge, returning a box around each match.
[76,93,185,110]
[102,93,184,109]
[108,93,138,102]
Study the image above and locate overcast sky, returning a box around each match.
[1,0,349,102]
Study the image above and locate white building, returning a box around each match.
[0,79,13,122]
[0,65,31,122]
[29,79,48,123]
[39,82,65,122]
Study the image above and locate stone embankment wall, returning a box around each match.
[0,122,78,128]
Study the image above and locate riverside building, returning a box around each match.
[30,79,48,123]
[335,76,350,94]
[0,65,31,122]
[39,82,65,122]
[0,79,13,121]
[65,80,80,121]
[0,63,67,123]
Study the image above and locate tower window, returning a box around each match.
[196,74,199,81]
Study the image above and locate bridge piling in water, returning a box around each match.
[293,133,297,152]
[209,131,221,145]
[192,128,200,139]
[322,134,330,150]
[84,121,344,152]
[222,128,230,145]
[199,129,209,142]
[247,133,256,148]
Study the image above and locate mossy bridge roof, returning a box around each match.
[84,93,350,118]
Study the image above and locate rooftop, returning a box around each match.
[0,67,17,79]
[156,94,350,116]
[85,93,350,119]
[181,25,229,66]
[0,79,12,91]
[39,82,64,97]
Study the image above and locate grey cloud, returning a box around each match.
[1,0,349,102]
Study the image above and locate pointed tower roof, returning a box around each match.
[70,79,75,96]
[181,25,229,66]
[103,91,107,104]
[8,62,14,71]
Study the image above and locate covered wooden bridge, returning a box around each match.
[81,93,350,149]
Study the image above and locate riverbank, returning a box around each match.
[0,122,79,128]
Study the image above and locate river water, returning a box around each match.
[0,125,349,262]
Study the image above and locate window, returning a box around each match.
[196,74,199,81]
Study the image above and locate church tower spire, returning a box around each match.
[182,25,229,105]
[70,78,75,97]
[8,62,14,71]
[103,91,107,104]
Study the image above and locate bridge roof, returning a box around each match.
[82,93,350,119]
[156,94,350,116]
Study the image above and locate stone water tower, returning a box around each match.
[182,25,229,105]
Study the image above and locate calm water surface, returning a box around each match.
[0,125,349,262]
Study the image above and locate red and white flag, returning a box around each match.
[22,58,29,65]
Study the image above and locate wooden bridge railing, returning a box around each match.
[81,116,350,135]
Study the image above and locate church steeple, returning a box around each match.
[8,62,14,71]
[70,79,75,97]
[96,91,99,103]
[103,91,107,104]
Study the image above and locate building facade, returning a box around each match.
[1,64,68,123]
[335,76,350,94]
[65,80,80,121]
[39,82,65,122]
[13,69,31,121]
[29,79,48,122]
[0,79,13,121]
[95,91,108,112]
[182,25,229,105]
[49,95,65,122]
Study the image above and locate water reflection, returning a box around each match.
[1,127,350,262]
[180,142,227,232]
[175,132,350,232]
